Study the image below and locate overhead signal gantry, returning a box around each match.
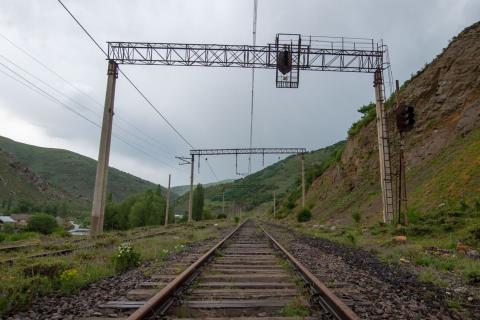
[90,34,395,235]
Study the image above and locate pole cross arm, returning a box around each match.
[107,38,385,73]
[189,147,306,156]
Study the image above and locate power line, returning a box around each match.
[0,33,179,157]
[57,0,194,149]
[205,158,219,182]
[0,62,177,170]
[248,0,259,174]
[0,53,178,163]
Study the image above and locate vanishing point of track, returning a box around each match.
[96,220,359,320]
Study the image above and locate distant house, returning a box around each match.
[0,216,16,230]
[10,213,31,226]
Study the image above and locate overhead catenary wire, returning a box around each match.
[0,31,177,156]
[0,53,178,160]
[57,0,194,149]
[0,62,177,170]
[248,0,259,174]
[57,0,223,183]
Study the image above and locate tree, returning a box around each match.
[192,184,204,221]
[27,213,58,234]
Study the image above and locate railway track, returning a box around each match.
[87,220,359,320]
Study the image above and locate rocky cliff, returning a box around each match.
[305,21,480,224]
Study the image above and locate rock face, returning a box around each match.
[306,21,480,223]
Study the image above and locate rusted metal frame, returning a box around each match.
[260,226,360,320]
[127,220,247,320]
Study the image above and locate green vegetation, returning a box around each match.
[296,208,312,222]
[192,184,205,221]
[347,102,376,137]
[281,297,310,317]
[111,243,140,272]
[104,187,171,230]
[0,221,232,317]
[27,213,58,235]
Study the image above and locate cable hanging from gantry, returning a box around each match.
[248,0,259,174]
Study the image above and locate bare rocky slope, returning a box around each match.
[304,21,480,224]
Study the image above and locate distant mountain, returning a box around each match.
[0,136,160,205]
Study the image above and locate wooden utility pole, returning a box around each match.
[188,155,194,223]
[374,69,394,223]
[301,154,305,208]
[165,174,171,226]
[273,191,276,219]
[90,60,117,236]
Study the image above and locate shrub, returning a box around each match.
[297,208,312,222]
[351,211,361,224]
[0,233,5,242]
[345,232,357,245]
[58,268,80,293]
[216,213,227,219]
[234,216,240,223]
[23,262,68,279]
[111,243,140,272]
[466,269,480,285]
[27,213,58,235]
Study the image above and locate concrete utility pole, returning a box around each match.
[188,155,195,223]
[374,69,394,223]
[273,191,276,219]
[301,154,305,208]
[165,174,171,226]
[90,60,117,236]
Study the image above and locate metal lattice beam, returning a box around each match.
[108,36,385,73]
[189,147,306,156]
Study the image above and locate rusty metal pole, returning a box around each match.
[374,69,394,223]
[188,155,194,223]
[90,60,117,236]
[301,154,305,208]
[165,174,171,226]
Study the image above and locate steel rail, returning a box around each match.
[127,220,247,319]
[260,226,361,320]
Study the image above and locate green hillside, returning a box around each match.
[0,136,157,203]
[171,179,234,196]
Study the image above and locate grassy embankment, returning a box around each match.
[0,220,234,317]
[283,129,480,302]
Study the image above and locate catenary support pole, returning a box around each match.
[374,69,394,223]
[165,174,171,226]
[188,155,194,223]
[90,60,117,236]
[301,154,305,208]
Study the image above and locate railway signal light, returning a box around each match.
[277,48,292,75]
[396,104,415,133]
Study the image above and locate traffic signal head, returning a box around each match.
[396,104,415,133]
[277,48,292,75]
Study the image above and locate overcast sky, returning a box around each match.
[0,0,478,187]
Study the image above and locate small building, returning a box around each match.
[10,213,31,226]
[0,216,16,230]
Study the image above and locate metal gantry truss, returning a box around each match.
[190,147,306,156]
[108,36,385,74]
